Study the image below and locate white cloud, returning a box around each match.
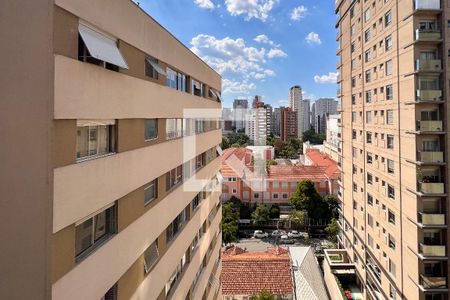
[314,72,339,84]
[225,0,279,22]
[277,99,288,106]
[222,79,256,94]
[291,5,307,21]
[194,0,215,10]
[305,32,321,45]
[250,69,276,79]
[302,90,316,100]
[267,48,287,58]
[253,34,279,47]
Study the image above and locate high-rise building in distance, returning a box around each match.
[313,98,339,134]
[233,99,249,131]
[326,0,450,300]
[280,107,298,142]
[1,1,222,299]
[298,99,311,138]
[289,85,302,111]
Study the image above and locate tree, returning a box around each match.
[222,203,239,245]
[251,203,270,224]
[325,218,340,244]
[289,209,308,227]
[269,204,280,219]
[221,136,230,149]
[324,195,340,219]
[250,290,276,300]
[302,130,326,144]
[290,180,331,221]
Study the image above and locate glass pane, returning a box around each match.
[144,182,156,204]
[88,126,98,156]
[76,126,89,158]
[75,218,93,256]
[97,125,109,155]
[145,119,157,140]
[94,211,107,241]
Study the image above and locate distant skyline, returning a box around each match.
[136,0,339,107]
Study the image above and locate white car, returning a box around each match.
[280,234,289,240]
[254,230,269,238]
[288,230,302,238]
[271,230,283,237]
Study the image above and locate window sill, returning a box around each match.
[145,137,158,142]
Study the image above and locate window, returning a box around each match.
[367,132,372,144]
[367,152,373,164]
[386,110,394,125]
[195,153,206,171]
[388,210,396,225]
[144,240,159,273]
[385,10,392,26]
[387,159,394,174]
[192,79,204,97]
[103,284,118,300]
[166,119,183,140]
[166,165,184,191]
[388,184,395,199]
[365,50,372,62]
[366,111,372,123]
[145,119,158,141]
[386,85,393,100]
[273,181,279,188]
[76,120,116,160]
[367,194,373,206]
[165,253,187,295]
[166,68,187,92]
[352,130,357,139]
[364,9,371,22]
[195,119,204,134]
[282,193,288,199]
[385,35,392,51]
[78,23,128,71]
[350,25,356,36]
[166,207,189,242]
[389,235,396,250]
[352,112,357,122]
[75,204,117,259]
[351,42,356,53]
[367,173,373,185]
[365,70,371,82]
[144,179,158,205]
[386,60,393,75]
[387,134,394,149]
[352,94,356,104]
[366,90,372,103]
[389,284,397,300]
[145,57,166,79]
[192,193,202,211]
[368,214,373,227]
[282,181,288,188]
[364,29,371,42]
[273,193,279,199]
[352,77,356,87]
[254,193,259,199]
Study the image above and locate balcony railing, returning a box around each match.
[418,151,444,163]
[417,120,443,131]
[420,274,447,289]
[416,89,442,101]
[414,0,441,10]
[415,29,442,42]
[420,243,446,257]
[419,212,446,225]
[419,182,445,194]
[416,59,442,71]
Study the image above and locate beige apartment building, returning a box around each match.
[331,0,449,300]
[0,0,222,299]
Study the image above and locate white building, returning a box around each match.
[245,107,270,145]
[298,99,311,138]
[233,99,248,131]
[323,114,341,162]
[289,85,302,111]
[313,98,338,134]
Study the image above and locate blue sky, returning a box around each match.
[137,0,338,107]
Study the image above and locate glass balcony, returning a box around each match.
[420,274,447,289]
[415,29,442,42]
[417,120,443,132]
[418,151,444,163]
[416,59,442,71]
[416,89,442,102]
[420,243,446,257]
[419,212,446,225]
[414,0,441,10]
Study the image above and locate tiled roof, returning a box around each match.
[267,165,328,181]
[222,246,293,296]
[221,147,253,177]
[305,149,339,179]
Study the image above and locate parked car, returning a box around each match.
[271,230,283,237]
[253,230,269,238]
[288,230,302,238]
[280,235,295,244]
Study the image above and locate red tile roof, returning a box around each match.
[305,149,339,179]
[222,246,293,296]
[267,165,328,181]
[221,147,253,177]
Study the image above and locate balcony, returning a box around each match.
[419,182,445,194]
[416,120,443,132]
[419,212,446,226]
[418,151,444,164]
[420,274,447,290]
[416,89,442,102]
[415,29,442,42]
[420,243,446,257]
[416,59,442,71]
[414,0,441,10]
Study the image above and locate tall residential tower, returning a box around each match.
[326,1,450,300]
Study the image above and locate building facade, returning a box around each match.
[323,114,341,162]
[313,98,339,134]
[280,107,298,142]
[233,99,249,132]
[332,0,449,300]
[298,99,311,138]
[273,107,282,137]
[289,85,303,111]
[245,99,272,145]
[0,1,222,299]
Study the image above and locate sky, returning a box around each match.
[136,0,339,108]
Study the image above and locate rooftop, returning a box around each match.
[222,246,293,296]
[305,149,339,179]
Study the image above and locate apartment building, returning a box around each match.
[330,0,449,300]
[1,1,222,299]
[280,107,298,142]
[245,100,272,144]
[289,85,303,111]
[323,114,342,162]
[313,98,339,134]
[233,99,249,131]
[298,99,311,138]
